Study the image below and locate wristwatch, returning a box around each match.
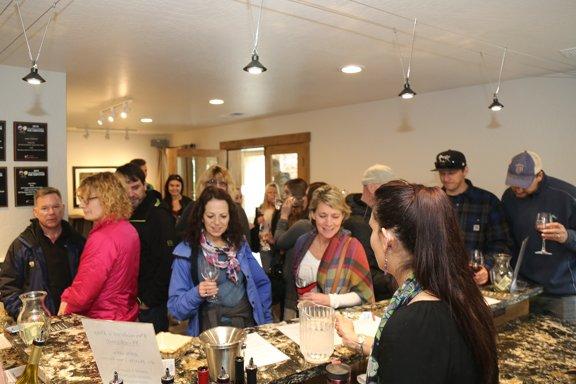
[356,335,365,356]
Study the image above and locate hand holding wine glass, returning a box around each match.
[200,263,220,302]
[469,250,484,273]
[535,212,553,255]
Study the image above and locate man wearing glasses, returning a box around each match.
[502,151,576,323]
[0,187,85,318]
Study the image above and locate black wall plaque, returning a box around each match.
[0,167,7,207]
[14,167,48,206]
[13,121,48,161]
[0,121,5,161]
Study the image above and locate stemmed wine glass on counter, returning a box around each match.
[535,212,553,255]
[469,249,484,274]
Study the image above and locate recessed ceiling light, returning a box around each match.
[340,65,363,74]
[209,99,224,105]
[140,117,153,123]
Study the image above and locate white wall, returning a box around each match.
[171,76,576,197]
[66,131,170,215]
[0,64,67,261]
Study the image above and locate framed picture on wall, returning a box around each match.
[13,121,48,161]
[0,120,5,161]
[14,167,48,206]
[0,167,7,207]
[72,166,117,207]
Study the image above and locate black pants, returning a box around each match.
[139,305,169,333]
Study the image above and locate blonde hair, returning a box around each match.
[260,182,280,210]
[308,184,351,221]
[77,172,132,220]
[196,164,236,198]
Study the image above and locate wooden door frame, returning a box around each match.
[219,132,310,183]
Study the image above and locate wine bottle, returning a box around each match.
[161,367,174,384]
[246,358,257,384]
[15,338,45,384]
[109,371,124,384]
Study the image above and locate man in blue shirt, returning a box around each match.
[433,150,512,285]
[502,151,576,323]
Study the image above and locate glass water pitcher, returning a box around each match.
[490,254,513,292]
[17,291,51,346]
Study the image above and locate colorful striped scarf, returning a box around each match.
[292,229,374,304]
[366,274,423,383]
[200,230,240,283]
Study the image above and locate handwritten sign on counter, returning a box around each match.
[82,319,164,383]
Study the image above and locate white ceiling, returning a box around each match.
[0,0,575,133]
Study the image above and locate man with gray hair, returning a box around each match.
[502,151,576,323]
[343,164,397,300]
[0,187,85,318]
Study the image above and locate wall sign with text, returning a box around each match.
[0,167,7,207]
[13,121,48,161]
[0,120,5,161]
[14,167,48,206]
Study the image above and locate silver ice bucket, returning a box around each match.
[199,326,246,382]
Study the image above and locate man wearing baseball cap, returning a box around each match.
[502,150,576,322]
[433,150,512,285]
[343,164,397,300]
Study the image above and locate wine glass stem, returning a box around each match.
[541,238,547,252]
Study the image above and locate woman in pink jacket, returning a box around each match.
[59,172,140,321]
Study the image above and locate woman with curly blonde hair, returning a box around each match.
[59,172,140,320]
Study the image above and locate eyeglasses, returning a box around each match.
[206,179,227,188]
[78,196,99,205]
[38,204,63,214]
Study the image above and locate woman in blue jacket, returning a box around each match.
[168,186,272,336]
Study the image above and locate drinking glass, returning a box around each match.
[469,249,484,274]
[274,198,283,210]
[535,212,553,255]
[201,263,220,302]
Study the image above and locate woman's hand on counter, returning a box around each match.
[335,313,374,356]
[299,292,330,306]
[57,301,68,316]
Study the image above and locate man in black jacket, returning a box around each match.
[116,163,177,332]
[0,187,85,318]
[343,164,397,300]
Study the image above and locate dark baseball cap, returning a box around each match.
[505,151,542,189]
[432,150,467,171]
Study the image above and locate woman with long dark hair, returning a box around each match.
[168,187,272,336]
[336,181,498,384]
[163,174,192,219]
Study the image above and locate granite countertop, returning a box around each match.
[3,287,569,384]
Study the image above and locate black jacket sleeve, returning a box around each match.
[139,207,177,307]
[0,240,27,318]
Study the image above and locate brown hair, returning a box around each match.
[34,187,62,205]
[186,186,244,252]
[196,165,236,198]
[77,172,132,220]
[373,180,498,383]
[284,178,308,227]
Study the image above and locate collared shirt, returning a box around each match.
[446,179,513,267]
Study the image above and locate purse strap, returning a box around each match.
[330,237,352,294]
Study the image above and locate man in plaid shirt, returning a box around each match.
[433,150,513,285]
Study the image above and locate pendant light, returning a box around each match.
[243,0,267,74]
[16,1,56,85]
[489,47,508,111]
[398,18,417,99]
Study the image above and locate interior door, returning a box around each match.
[166,148,227,200]
[265,142,309,192]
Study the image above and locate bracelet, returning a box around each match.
[356,335,365,356]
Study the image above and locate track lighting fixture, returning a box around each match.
[124,128,130,140]
[83,128,90,139]
[120,101,129,119]
[489,47,507,111]
[107,109,115,123]
[16,1,55,85]
[395,19,418,99]
[243,0,267,74]
[105,129,110,140]
[97,100,132,124]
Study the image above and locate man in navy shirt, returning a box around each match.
[433,150,512,285]
[502,151,576,323]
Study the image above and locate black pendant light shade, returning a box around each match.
[243,53,267,74]
[488,95,504,111]
[22,65,46,85]
[399,80,416,99]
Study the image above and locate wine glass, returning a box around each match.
[469,249,484,274]
[535,212,553,255]
[201,263,220,302]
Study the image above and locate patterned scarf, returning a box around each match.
[199,230,240,283]
[366,273,423,384]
